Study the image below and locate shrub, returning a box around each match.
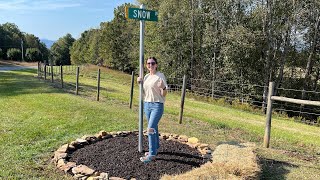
[7,48,21,60]
[25,48,41,62]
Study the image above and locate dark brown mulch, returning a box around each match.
[68,133,209,180]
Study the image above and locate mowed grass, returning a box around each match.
[0,69,138,179]
[1,66,319,179]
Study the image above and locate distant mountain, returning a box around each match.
[40,39,55,48]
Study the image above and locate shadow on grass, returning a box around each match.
[0,69,61,97]
[259,158,299,180]
[39,75,122,100]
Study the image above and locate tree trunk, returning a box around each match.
[262,0,273,112]
[190,0,195,80]
[300,15,320,115]
[313,69,320,91]
[274,22,291,96]
[301,16,320,100]
[212,0,219,98]
[270,39,280,81]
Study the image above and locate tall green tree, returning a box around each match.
[50,33,75,65]
[39,42,49,62]
[0,22,48,61]
[24,33,41,48]
[70,29,101,65]
[0,23,23,59]
[23,33,49,62]
[25,48,41,62]
[99,4,138,72]
[152,0,193,78]
[301,0,320,99]
[7,48,21,60]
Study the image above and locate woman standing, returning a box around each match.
[137,57,168,163]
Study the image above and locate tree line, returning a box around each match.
[0,22,75,65]
[1,0,320,103]
[0,23,49,61]
[69,0,320,103]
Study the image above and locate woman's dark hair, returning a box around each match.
[146,57,158,64]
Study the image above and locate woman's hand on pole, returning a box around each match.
[137,77,143,84]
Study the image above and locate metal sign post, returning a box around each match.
[125,4,158,152]
[138,4,145,152]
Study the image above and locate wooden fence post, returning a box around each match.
[129,71,134,109]
[44,65,47,80]
[179,75,187,124]
[76,66,80,95]
[97,69,101,101]
[37,61,40,77]
[51,64,54,83]
[211,80,215,98]
[39,62,41,73]
[60,65,64,88]
[263,82,275,148]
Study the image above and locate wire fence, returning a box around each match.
[38,63,135,105]
[37,63,320,126]
[167,76,320,126]
[167,77,266,105]
[39,64,101,98]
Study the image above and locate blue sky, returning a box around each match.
[0,0,136,40]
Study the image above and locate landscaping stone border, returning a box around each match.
[52,130,212,180]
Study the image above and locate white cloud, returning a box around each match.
[0,0,83,11]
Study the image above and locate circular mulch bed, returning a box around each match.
[53,131,212,180]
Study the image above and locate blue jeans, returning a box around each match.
[144,102,164,156]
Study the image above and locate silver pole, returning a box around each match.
[138,4,145,152]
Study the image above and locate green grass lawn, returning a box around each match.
[1,66,319,179]
[0,69,138,179]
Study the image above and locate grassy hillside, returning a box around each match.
[0,66,319,179]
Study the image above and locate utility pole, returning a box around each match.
[21,39,24,61]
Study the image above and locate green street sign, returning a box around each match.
[125,7,158,22]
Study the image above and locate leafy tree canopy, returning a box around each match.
[50,33,75,65]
